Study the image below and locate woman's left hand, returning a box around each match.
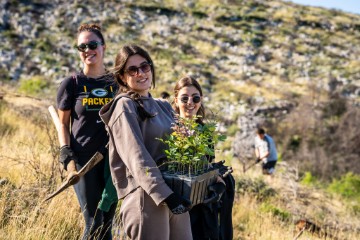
[203,182,226,204]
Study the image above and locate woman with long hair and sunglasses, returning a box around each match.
[56,23,117,240]
[172,76,235,240]
[99,44,193,240]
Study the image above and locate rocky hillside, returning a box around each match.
[1,0,360,178]
[2,0,360,96]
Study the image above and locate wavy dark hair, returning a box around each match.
[77,23,105,45]
[113,44,155,94]
[112,44,156,120]
[172,76,205,124]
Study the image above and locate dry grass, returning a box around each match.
[231,159,360,240]
[1,92,359,240]
[0,93,82,239]
[0,190,81,240]
[232,196,295,240]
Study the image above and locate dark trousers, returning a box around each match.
[74,155,116,240]
[190,204,219,240]
[190,173,235,240]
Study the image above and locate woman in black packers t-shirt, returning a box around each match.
[56,23,116,240]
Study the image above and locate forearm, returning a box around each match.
[255,148,260,158]
[263,152,270,159]
[58,125,70,147]
[259,151,270,160]
[57,109,71,147]
[57,109,77,171]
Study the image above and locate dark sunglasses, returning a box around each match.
[180,95,201,104]
[75,41,103,52]
[124,62,152,76]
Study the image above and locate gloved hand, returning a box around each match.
[164,193,192,214]
[256,157,261,163]
[211,160,226,169]
[59,145,78,171]
[203,182,226,204]
[211,160,233,178]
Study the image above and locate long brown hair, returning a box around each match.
[172,76,205,124]
[113,44,155,94]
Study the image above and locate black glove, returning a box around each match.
[164,193,192,215]
[256,157,261,163]
[211,160,226,169]
[203,182,226,204]
[211,160,233,178]
[59,145,78,171]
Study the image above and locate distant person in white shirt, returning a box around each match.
[254,128,278,175]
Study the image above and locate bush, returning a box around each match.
[236,177,276,201]
[260,203,291,222]
[301,171,320,187]
[227,124,239,136]
[35,38,53,52]
[322,95,347,119]
[0,68,11,81]
[352,203,360,215]
[18,76,49,96]
[327,172,360,199]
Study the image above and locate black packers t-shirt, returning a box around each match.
[57,71,116,157]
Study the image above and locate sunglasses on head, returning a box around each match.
[180,95,201,104]
[75,41,103,52]
[124,62,152,76]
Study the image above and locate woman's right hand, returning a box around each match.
[59,145,78,171]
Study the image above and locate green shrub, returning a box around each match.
[227,124,239,136]
[18,76,49,96]
[327,173,360,199]
[0,67,11,81]
[300,171,320,186]
[2,30,19,40]
[288,134,301,152]
[260,203,291,222]
[322,96,347,119]
[35,38,53,52]
[218,138,232,151]
[236,177,276,201]
[351,203,360,215]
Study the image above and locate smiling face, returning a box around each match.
[175,85,202,119]
[77,31,105,66]
[121,54,153,96]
